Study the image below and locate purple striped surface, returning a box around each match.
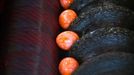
[0,0,62,75]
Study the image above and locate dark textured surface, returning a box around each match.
[69,0,134,74]
[69,2,134,36]
[70,0,134,12]
[73,52,134,75]
[70,0,94,12]
[70,27,134,63]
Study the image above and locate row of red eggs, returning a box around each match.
[56,0,80,75]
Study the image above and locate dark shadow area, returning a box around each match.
[0,0,13,74]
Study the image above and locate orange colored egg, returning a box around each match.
[60,0,74,9]
[56,31,79,51]
[59,9,77,29]
[59,57,79,75]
